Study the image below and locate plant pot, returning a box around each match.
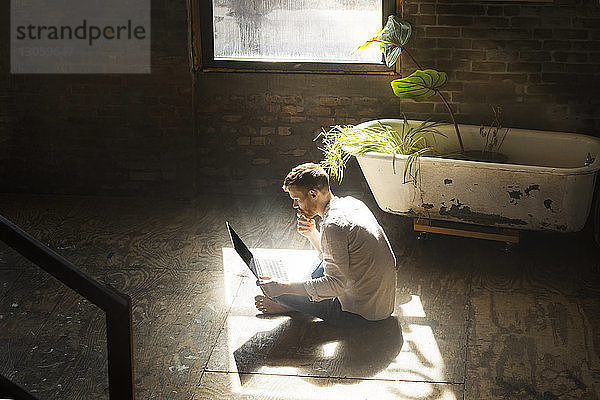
[353,119,600,232]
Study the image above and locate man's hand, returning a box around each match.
[296,211,322,253]
[256,277,288,298]
[256,277,310,298]
[297,212,317,238]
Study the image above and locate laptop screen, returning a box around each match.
[226,222,255,272]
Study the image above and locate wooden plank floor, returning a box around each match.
[0,193,599,399]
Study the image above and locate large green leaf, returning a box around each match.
[353,15,411,68]
[390,69,447,101]
[380,16,412,68]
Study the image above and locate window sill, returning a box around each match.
[200,66,397,75]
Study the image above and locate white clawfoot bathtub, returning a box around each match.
[354,119,600,232]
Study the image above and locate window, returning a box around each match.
[195,0,397,73]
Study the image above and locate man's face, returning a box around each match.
[287,185,318,218]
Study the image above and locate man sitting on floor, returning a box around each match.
[255,162,397,327]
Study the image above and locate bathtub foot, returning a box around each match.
[416,231,431,241]
[502,242,517,253]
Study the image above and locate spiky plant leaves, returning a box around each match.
[318,119,445,184]
[390,69,447,101]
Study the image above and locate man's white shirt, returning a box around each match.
[303,196,397,321]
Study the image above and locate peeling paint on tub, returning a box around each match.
[555,224,567,231]
[422,203,434,209]
[544,199,555,213]
[508,190,523,205]
[525,184,540,196]
[444,179,453,185]
[439,200,527,226]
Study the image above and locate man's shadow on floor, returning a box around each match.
[233,315,403,386]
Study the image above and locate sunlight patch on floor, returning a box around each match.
[216,248,459,399]
[202,371,460,400]
[401,294,427,318]
[321,341,339,358]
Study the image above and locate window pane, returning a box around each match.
[212,0,382,63]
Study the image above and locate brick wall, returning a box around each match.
[400,0,600,130]
[0,0,194,196]
[195,73,401,196]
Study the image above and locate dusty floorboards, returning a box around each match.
[0,193,599,399]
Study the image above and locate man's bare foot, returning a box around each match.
[254,295,294,314]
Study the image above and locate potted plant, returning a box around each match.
[318,117,444,185]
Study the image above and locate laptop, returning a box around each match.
[226,222,289,281]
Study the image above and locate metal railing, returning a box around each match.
[0,214,135,400]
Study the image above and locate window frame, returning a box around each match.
[193,0,398,74]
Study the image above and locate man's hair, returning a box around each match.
[282,163,330,192]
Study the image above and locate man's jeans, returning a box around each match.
[270,257,370,327]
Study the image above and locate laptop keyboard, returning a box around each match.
[256,258,288,280]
